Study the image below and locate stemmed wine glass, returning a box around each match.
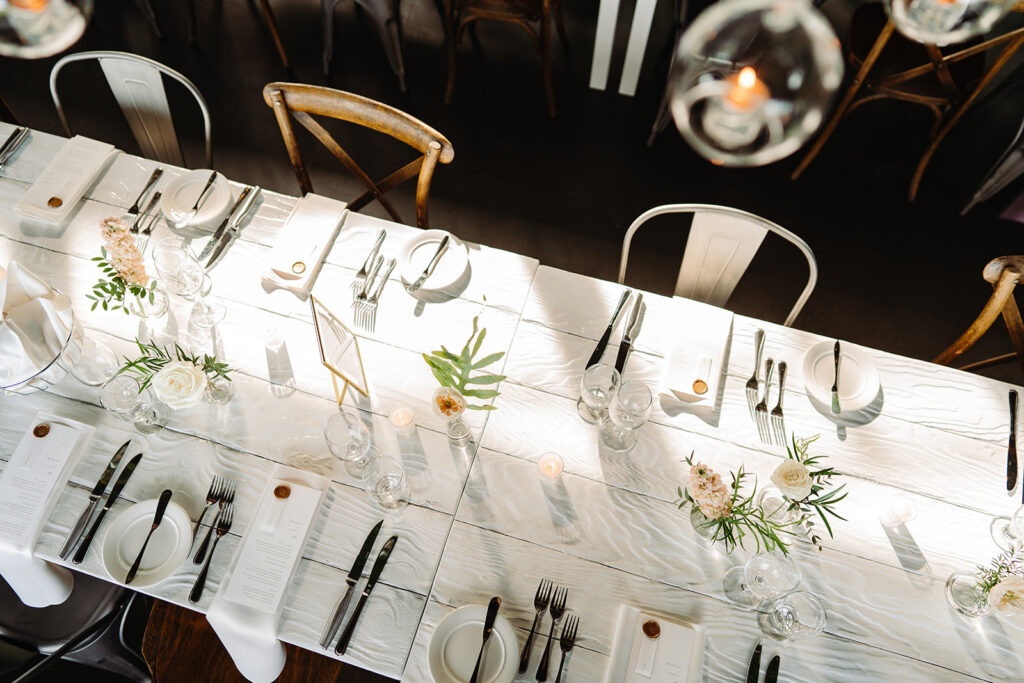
[990,505,1024,550]
[151,237,224,330]
[324,408,373,477]
[577,363,620,424]
[599,380,653,452]
[100,375,169,434]
[723,550,801,607]
[760,591,828,640]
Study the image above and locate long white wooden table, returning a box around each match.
[2,123,1023,682]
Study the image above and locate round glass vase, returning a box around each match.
[690,506,719,545]
[203,378,233,405]
[945,570,992,618]
[126,289,168,319]
[432,387,470,446]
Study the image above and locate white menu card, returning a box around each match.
[605,605,705,683]
[14,136,116,225]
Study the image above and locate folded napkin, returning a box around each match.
[0,261,74,389]
[605,605,705,683]
[658,297,734,407]
[207,465,328,683]
[14,135,116,225]
[0,412,94,607]
[261,194,348,301]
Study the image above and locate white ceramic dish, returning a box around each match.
[428,605,518,683]
[397,229,470,293]
[101,497,192,588]
[802,340,880,413]
[160,170,232,231]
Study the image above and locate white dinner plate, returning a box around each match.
[802,340,881,414]
[160,169,232,230]
[101,497,192,588]
[398,230,470,294]
[428,605,518,683]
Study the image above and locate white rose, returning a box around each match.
[771,460,813,501]
[988,575,1024,614]
[150,361,207,409]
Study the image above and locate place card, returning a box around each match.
[605,604,705,683]
[659,297,734,406]
[0,413,93,551]
[261,193,348,300]
[14,136,116,225]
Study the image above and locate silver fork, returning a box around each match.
[365,258,396,333]
[755,358,774,443]
[537,586,568,682]
[134,195,164,254]
[352,230,385,301]
[354,255,384,328]
[189,502,233,604]
[745,329,765,419]
[771,361,788,447]
[191,475,224,546]
[194,478,236,564]
[519,578,552,673]
[554,613,579,683]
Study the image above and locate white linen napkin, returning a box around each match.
[207,465,328,683]
[0,261,74,388]
[658,297,734,407]
[261,194,348,301]
[0,412,94,607]
[14,136,115,225]
[604,605,705,683]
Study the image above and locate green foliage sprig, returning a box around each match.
[116,338,232,391]
[780,434,848,548]
[422,314,506,411]
[87,246,157,314]
[977,545,1024,595]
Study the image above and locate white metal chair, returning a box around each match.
[49,51,212,168]
[618,204,818,327]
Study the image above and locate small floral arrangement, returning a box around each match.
[422,313,506,411]
[88,217,157,313]
[977,546,1024,614]
[770,435,848,548]
[116,339,232,409]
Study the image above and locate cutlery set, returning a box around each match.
[0,126,29,170]
[194,477,236,563]
[321,520,398,655]
[520,579,577,682]
[128,167,163,233]
[202,184,261,269]
[747,330,788,446]
[586,289,645,376]
[746,642,781,683]
[351,230,396,333]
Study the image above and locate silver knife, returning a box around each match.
[614,294,644,374]
[1009,389,1018,493]
[128,168,163,232]
[205,186,261,268]
[764,654,780,683]
[320,519,384,648]
[175,170,218,229]
[199,185,253,260]
[73,453,143,564]
[336,535,398,654]
[405,235,449,294]
[0,126,29,168]
[59,440,131,559]
[586,290,631,368]
[746,641,762,683]
[831,341,841,414]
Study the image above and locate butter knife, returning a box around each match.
[746,641,762,683]
[764,655,780,683]
[206,186,261,268]
[614,294,644,374]
[175,170,218,229]
[199,185,253,260]
[1009,389,1018,492]
[586,290,631,368]
[831,341,841,414]
[336,535,397,654]
[125,489,172,585]
[405,235,449,294]
[320,519,384,648]
[0,126,29,168]
[470,596,501,683]
[73,453,143,564]
[59,440,131,559]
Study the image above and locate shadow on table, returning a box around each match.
[951,606,1023,680]
[879,519,932,589]
[265,336,297,398]
[807,385,885,441]
[409,263,472,316]
[658,369,725,429]
[540,475,582,546]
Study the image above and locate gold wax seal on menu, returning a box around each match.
[291,261,306,274]
[642,619,661,639]
[33,423,50,438]
[274,484,291,499]
[47,196,63,208]
[692,379,708,395]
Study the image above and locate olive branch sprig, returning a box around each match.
[422,314,506,411]
[115,338,232,391]
[976,545,1024,595]
[781,434,848,547]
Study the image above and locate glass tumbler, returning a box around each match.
[365,453,410,511]
[577,363,620,424]
[723,550,801,607]
[100,375,169,434]
[760,591,827,640]
[599,381,653,452]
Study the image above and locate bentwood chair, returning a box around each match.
[618,204,818,327]
[263,82,454,229]
[0,573,150,682]
[444,0,569,116]
[49,51,212,168]
[934,256,1024,374]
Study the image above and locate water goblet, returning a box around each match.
[599,380,653,452]
[990,504,1024,550]
[100,375,169,434]
[760,591,827,640]
[152,237,203,299]
[325,409,373,477]
[577,363,620,424]
[723,550,801,607]
[365,452,410,511]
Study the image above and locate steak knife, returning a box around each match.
[320,519,384,648]
[0,126,29,169]
[614,294,644,374]
[73,453,143,564]
[586,289,631,368]
[59,440,131,559]
[175,170,218,229]
[206,186,261,268]
[746,641,762,683]
[1009,389,1018,492]
[764,655,780,683]
[336,535,398,655]
[198,185,253,260]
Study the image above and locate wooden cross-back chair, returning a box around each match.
[792,2,1024,201]
[263,82,454,229]
[934,256,1024,374]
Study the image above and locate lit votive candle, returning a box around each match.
[390,405,415,433]
[538,452,564,479]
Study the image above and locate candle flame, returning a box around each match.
[738,67,757,90]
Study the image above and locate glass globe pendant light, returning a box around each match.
[670,0,844,166]
[0,0,92,59]
[888,0,1015,45]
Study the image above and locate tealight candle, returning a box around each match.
[390,405,415,432]
[538,452,564,479]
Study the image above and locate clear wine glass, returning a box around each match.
[760,591,827,640]
[577,363,620,424]
[325,409,373,477]
[100,375,169,433]
[152,236,224,330]
[723,551,801,607]
[365,452,410,511]
[599,380,653,452]
[990,505,1024,550]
